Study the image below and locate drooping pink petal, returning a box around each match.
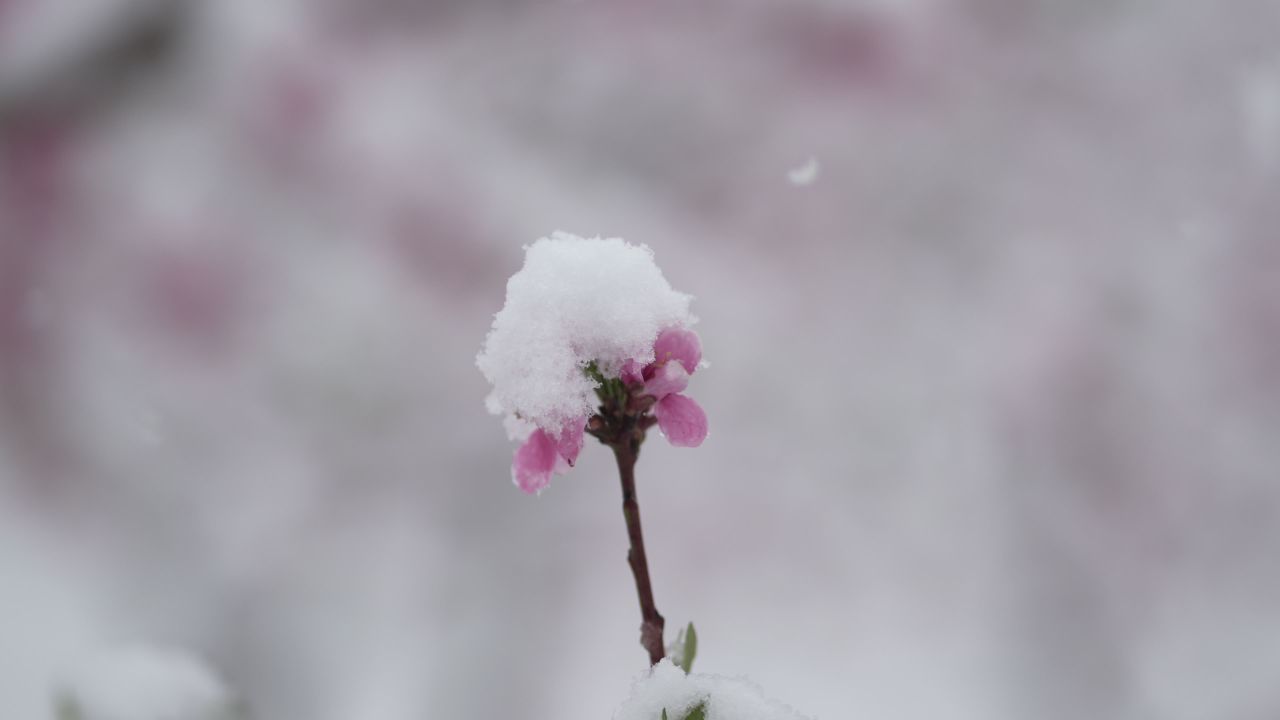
[643,361,689,400]
[653,328,702,374]
[557,417,586,467]
[654,393,708,448]
[512,428,559,494]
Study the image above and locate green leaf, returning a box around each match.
[660,703,705,720]
[679,622,698,674]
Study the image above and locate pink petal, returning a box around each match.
[556,418,586,467]
[643,361,689,400]
[620,359,644,386]
[654,393,708,448]
[512,428,558,494]
[653,328,702,375]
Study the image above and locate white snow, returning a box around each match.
[615,660,812,720]
[477,232,695,435]
[786,157,820,186]
[56,645,238,720]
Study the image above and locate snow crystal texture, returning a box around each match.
[477,232,695,434]
[615,660,812,720]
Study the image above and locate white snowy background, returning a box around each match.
[2,0,1279,718]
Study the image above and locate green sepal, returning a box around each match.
[661,703,706,720]
[583,361,605,385]
[679,622,698,674]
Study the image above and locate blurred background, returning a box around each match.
[2,0,1279,718]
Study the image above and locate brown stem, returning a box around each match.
[613,443,666,665]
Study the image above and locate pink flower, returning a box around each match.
[633,328,709,448]
[510,327,707,493]
[512,419,585,494]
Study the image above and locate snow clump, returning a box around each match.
[477,232,696,438]
[615,659,813,720]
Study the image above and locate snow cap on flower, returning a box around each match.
[477,232,696,435]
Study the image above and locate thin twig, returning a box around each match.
[613,442,666,665]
